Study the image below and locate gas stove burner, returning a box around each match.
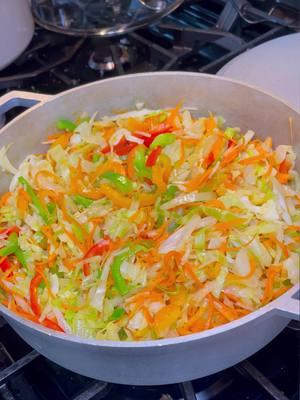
[88,40,132,75]
[287,320,300,332]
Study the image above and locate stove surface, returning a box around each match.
[0,1,299,399]
[0,0,297,97]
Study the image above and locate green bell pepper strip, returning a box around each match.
[200,206,245,223]
[18,177,49,224]
[15,248,28,268]
[118,327,128,340]
[92,153,101,163]
[109,307,125,321]
[161,185,178,203]
[150,133,176,149]
[133,147,152,179]
[101,172,134,194]
[0,232,19,256]
[224,127,237,140]
[56,119,76,132]
[71,223,84,242]
[194,228,206,251]
[0,231,28,268]
[111,244,148,296]
[73,195,94,208]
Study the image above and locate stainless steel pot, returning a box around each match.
[0,73,299,385]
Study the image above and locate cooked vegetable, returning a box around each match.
[101,172,134,194]
[0,105,299,341]
[18,176,49,223]
[150,133,176,149]
[56,119,77,132]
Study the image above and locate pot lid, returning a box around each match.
[31,0,183,37]
[217,33,300,112]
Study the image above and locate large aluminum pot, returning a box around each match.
[0,73,299,385]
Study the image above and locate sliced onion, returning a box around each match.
[271,177,292,224]
[89,253,114,312]
[53,308,72,334]
[128,310,147,330]
[159,216,216,254]
[14,295,33,314]
[0,144,18,175]
[234,248,251,277]
[274,145,291,164]
[243,130,255,144]
[162,191,216,210]
[50,274,59,295]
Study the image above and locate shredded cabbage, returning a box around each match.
[0,105,298,342]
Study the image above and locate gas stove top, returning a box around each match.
[0,1,299,399]
[0,0,299,96]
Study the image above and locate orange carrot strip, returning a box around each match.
[240,154,271,165]
[213,298,237,321]
[204,293,214,330]
[17,188,30,218]
[205,116,217,132]
[276,173,290,184]
[268,234,289,257]
[0,192,11,207]
[221,144,244,167]
[184,262,203,287]
[184,167,212,192]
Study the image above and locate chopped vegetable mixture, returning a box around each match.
[0,105,299,341]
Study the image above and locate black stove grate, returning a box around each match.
[0,1,296,96]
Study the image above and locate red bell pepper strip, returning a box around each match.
[0,258,10,272]
[30,273,43,316]
[146,146,162,167]
[101,146,110,154]
[101,138,137,156]
[83,238,111,276]
[114,138,137,156]
[205,152,215,167]
[43,318,64,332]
[137,123,173,147]
[0,226,20,236]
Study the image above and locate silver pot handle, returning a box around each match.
[275,285,299,320]
[0,90,52,115]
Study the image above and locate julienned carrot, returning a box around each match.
[167,101,182,127]
[221,144,244,167]
[204,294,214,330]
[262,266,282,304]
[184,167,212,192]
[240,154,271,165]
[268,234,289,257]
[0,192,11,207]
[211,135,225,161]
[48,132,72,148]
[17,188,30,218]
[184,262,203,287]
[205,116,217,132]
[213,298,237,321]
[276,173,290,184]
